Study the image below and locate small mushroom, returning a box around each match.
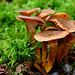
[47,13,70,20]
[36,8,55,70]
[15,8,40,16]
[46,13,75,32]
[34,30,69,73]
[16,15,45,73]
[16,15,45,42]
[41,25,57,70]
[46,13,75,62]
[36,8,55,31]
[34,30,69,42]
[36,8,55,21]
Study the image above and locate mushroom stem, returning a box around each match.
[34,48,42,73]
[36,9,55,70]
[56,36,68,62]
[42,41,47,66]
[34,30,69,73]
[45,40,58,73]
[25,20,38,43]
[16,15,45,72]
[59,33,75,61]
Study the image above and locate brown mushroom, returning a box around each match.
[16,15,45,72]
[46,13,75,32]
[36,8,55,31]
[16,15,45,42]
[36,8,55,21]
[46,13,75,62]
[41,25,57,70]
[15,8,40,16]
[48,13,70,20]
[34,30,69,42]
[41,25,57,66]
[34,30,69,73]
[36,9,55,69]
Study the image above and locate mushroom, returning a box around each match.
[46,13,75,32]
[15,8,75,74]
[46,13,75,62]
[34,30,69,42]
[16,15,45,42]
[36,8,55,22]
[16,15,45,72]
[15,8,45,72]
[15,8,40,16]
[34,30,69,73]
[36,8,55,68]
[40,25,57,66]
[36,8,55,31]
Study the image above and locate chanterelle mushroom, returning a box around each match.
[34,30,69,42]
[16,15,45,42]
[46,13,75,62]
[15,8,75,74]
[36,8,55,21]
[36,9,55,69]
[15,8,40,16]
[46,13,75,32]
[34,30,69,73]
[16,15,45,73]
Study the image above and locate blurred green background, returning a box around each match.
[0,0,75,71]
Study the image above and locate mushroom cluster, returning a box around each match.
[15,8,75,74]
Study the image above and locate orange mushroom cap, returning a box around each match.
[46,13,75,32]
[16,15,45,26]
[34,30,69,42]
[15,8,40,16]
[36,8,55,19]
[48,13,70,20]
